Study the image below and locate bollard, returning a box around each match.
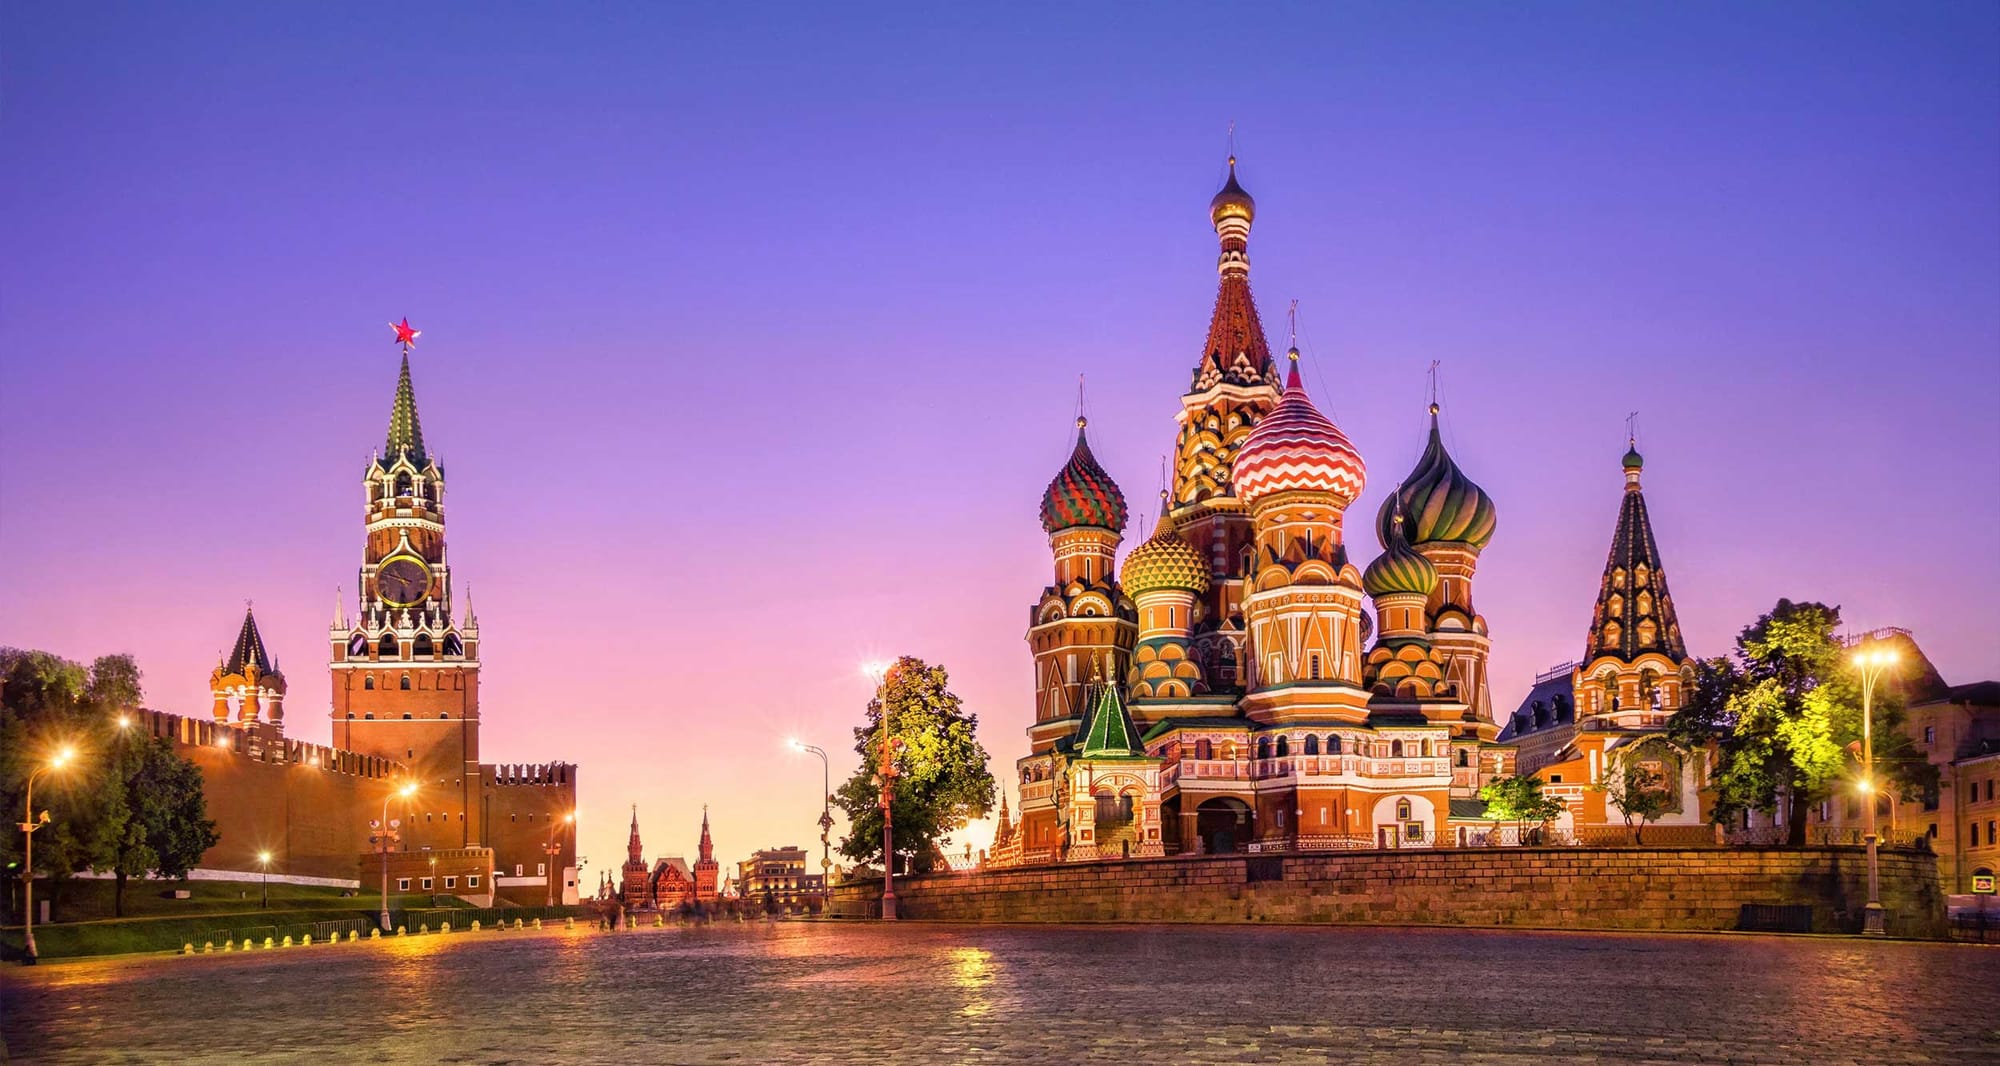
[441,921,451,934]
[515,918,525,930]
[419,923,429,935]
[370,929,381,939]
[183,942,195,955]
[264,937,275,949]
[471,920,481,932]
[224,939,236,952]
[655,915,665,928]
[532,918,542,929]
[282,935,294,948]
[565,916,575,929]
[203,941,215,954]
[350,930,361,942]
[302,935,313,947]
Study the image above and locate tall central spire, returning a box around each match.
[1191,156,1278,394]
[385,352,428,466]
[1585,441,1686,663]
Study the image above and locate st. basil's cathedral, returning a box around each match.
[991,157,1703,864]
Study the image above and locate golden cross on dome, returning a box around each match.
[390,317,421,351]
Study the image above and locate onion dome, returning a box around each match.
[1376,403,1496,551]
[1040,417,1128,534]
[1364,504,1439,598]
[1623,442,1644,471]
[1121,493,1212,597]
[1229,351,1366,508]
[1209,156,1255,227]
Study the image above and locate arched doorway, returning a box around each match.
[1195,797,1252,855]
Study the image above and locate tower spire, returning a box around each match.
[1587,436,1683,663]
[384,322,427,467]
[1193,150,1275,393]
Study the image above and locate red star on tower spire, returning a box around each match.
[390,317,420,349]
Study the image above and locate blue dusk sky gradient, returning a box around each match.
[3,3,1997,873]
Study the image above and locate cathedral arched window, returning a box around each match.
[395,473,412,497]
[1602,622,1621,650]
[1327,735,1342,755]
[1276,736,1289,758]
[1303,735,1319,756]
[379,634,398,657]
[1256,737,1271,760]
[1638,620,1658,647]
[443,634,463,656]
[414,634,434,658]
[1397,799,1412,821]
[1607,594,1624,616]
[1637,591,1653,616]
[1457,749,1469,767]
[1634,564,1649,588]
[1194,739,1212,760]
[1391,739,1404,758]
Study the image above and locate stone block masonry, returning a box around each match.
[831,846,1948,938]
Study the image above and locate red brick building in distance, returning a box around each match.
[619,806,719,910]
[133,329,580,906]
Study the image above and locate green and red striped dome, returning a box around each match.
[1364,515,1439,599]
[1041,420,1128,535]
[1377,407,1496,552]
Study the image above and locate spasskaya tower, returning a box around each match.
[329,319,483,851]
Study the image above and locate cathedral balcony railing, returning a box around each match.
[1019,781,1054,806]
[1166,758,1253,784]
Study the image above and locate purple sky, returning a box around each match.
[5,4,1997,876]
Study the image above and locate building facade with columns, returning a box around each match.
[1000,159,1513,865]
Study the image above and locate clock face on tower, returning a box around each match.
[376,556,431,607]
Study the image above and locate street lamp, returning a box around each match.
[19,745,75,965]
[543,812,574,908]
[788,739,834,905]
[375,782,418,932]
[428,855,438,907]
[258,851,272,909]
[1852,642,1898,937]
[862,660,899,921]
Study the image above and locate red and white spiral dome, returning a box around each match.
[1230,357,1366,509]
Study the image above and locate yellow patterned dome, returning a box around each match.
[1121,496,1211,598]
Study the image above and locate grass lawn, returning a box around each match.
[4,878,495,960]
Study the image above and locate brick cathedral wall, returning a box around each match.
[831,846,1948,938]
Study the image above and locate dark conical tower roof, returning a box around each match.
[1586,445,1686,662]
[224,607,273,674]
[1077,679,1144,758]
[383,352,428,467]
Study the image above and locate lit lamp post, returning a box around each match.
[862,661,899,921]
[787,739,834,905]
[374,782,417,932]
[18,746,75,965]
[1853,642,1898,937]
[543,812,574,908]
[428,855,438,907]
[258,851,272,909]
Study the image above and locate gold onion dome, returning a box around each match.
[1040,417,1129,534]
[1377,403,1496,551]
[1121,494,1211,597]
[1363,506,1439,598]
[1230,353,1366,509]
[1209,156,1255,226]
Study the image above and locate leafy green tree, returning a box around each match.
[1478,774,1566,843]
[1593,753,1676,844]
[2,649,215,920]
[1666,599,1935,844]
[833,657,995,875]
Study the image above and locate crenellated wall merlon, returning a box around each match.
[137,707,402,779]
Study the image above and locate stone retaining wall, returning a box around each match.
[833,846,1946,938]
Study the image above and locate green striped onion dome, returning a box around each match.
[1121,507,1211,598]
[1363,525,1438,599]
[1377,407,1496,551]
[1041,419,1128,535]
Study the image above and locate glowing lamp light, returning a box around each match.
[117,715,133,730]
[1857,778,1874,794]
[258,851,273,865]
[861,660,892,683]
[563,812,575,824]
[49,747,76,770]
[398,783,418,799]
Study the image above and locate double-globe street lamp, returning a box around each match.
[862,660,900,921]
[374,782,418,932]
[543,811,575,908]
[1853,641,1899,937]
[18,746,76,965]
[787,739,834,905]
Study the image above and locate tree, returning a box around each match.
[1665,599,1936,844]
[1478,774,1566,844]
[833,657,995,875]
[1593,749,1677,844]
[1,648,215,920]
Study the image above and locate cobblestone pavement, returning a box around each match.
[3,923,1995,1064]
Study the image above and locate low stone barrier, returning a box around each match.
[832,846,1946,938]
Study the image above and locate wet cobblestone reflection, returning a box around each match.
[3,923,1995,1064]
